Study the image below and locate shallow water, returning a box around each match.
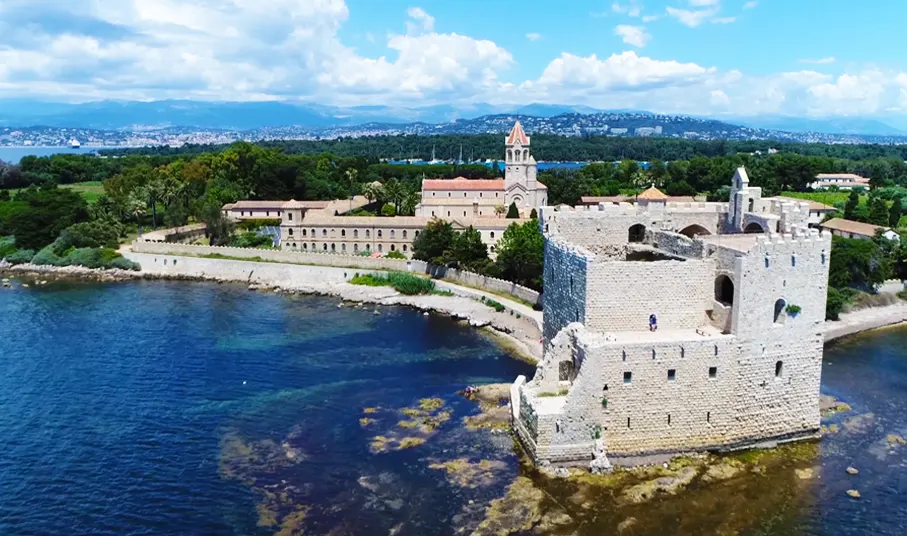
[0,280,906,535]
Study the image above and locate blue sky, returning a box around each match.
[0,0,905,118]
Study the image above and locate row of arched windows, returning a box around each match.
[286,228,417,239]
[285,243,410,254]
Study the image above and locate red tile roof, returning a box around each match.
[637,186,668,201]
[820,218,891,237]
[422,177,505,191]
[507,121,529,145]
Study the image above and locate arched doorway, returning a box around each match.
[773,298,786,324]
[680,224,711,238]
[628,224,646,243]
[715,275,734,306]
[744,222,766,234]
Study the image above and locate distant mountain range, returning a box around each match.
[1,100,907,146]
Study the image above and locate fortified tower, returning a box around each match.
[511,168,829,469]
[504,121,540,208]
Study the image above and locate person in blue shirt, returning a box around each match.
[649,313,658,332]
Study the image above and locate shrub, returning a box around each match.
[59,221,120,250]
[385,250,407,259]
[381,203,397,216]
[5,249,35,264]
[0,236,15,258]
[349,272,435,295]
[31,245,68,267]
[67,247,104,269]
[485,299,506,313]
[230,232,274,249]
[785,304,802,316]
[107,256,141,271]
[826,288,846,321]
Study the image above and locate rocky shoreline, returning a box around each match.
[0,261,543,363]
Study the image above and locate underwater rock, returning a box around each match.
[794,468,815,480]
[470,477,545,536]
[620,466,699,504]
[701,460,743,482]
[841,413,874,433]
[428,458,507,488]
[846,489,861,499]
[532,509,573,534]
[886,433,906,446]
[617,517,638,534]
[846,466,859,475]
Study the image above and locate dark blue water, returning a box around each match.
[3,280,907,535]
[0,281,532,535]
[0,147,95,163]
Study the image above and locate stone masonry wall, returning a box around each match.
[542,239,589,344]
[584,259,715,333]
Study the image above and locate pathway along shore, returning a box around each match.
[3,257,906,350]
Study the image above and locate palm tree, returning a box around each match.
[128,191,148,236]
[145,179,168,230]
[383,179,406,214]
[401,189,420,216]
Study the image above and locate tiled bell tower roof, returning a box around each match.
[507,121,530,145]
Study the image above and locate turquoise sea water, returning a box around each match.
[1,279,906,535]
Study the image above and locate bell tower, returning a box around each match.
[504,121,538,206]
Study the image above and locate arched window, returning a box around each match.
[679,224,710,238]
[774,298,786,324]
[303,243,308,250]
[744,222,765,234]
[302,229,307,237]
[775,361,784,377]
[490,245,496,252]
[524,149,529,160]
[288,228,293,236]
[323,244,328,251]
[390,230,395,238]
[322,229,327,237]
[311,229,315,236]
[490,231,495,239]
[342,244,346,252]
[366,243,371,251]
[415,231,420,237]
[354,230,358,238]
[354,244,359,252]
[366,230,370,238]
[506,149,512,160]
[403,245,408,252]
[748,198,754,212]
[378,230,383,238]
[341,230,346,237]
[403,230,408,239]
[378,244,383,252]
[715,275,734,306]
[628,224,646,243]
[391,245,396,251]
[331,243,336,252]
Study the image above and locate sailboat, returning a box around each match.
[429,144,442,165]
[70,138,81,150]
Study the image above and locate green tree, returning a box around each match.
[506,202,520,219]
[445,226,490,272]
[412,219,455,264]
[828,236,890,291]
[889,196,903,228]
[7,186,89,250]
[826,287,846,320]
[199,201,234,246]
[495,220,544,290]
[529,208,538,219]
[59,221,120,249]
[844,190,860,220]
[868,197,889,226]
[380,203,397,216]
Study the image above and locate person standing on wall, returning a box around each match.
[649,313,658,332]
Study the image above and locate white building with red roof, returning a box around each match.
[415,121,547,218]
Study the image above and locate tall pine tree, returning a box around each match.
[505,202,520,219]
[889,197,903,228]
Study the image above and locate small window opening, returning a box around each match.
[707,411,711,423]
[623,371,632,384]
[667,369,676,381]
[775,360,784,377]
[709,366,718,379]
[667,414,672,425]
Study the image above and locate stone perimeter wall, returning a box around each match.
[131,242,540,304]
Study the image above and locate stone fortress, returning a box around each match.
[224,122,545,257]
[511,168,832,469]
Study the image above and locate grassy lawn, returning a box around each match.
[61,181,105,203]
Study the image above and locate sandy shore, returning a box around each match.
[1,261,543,363]
[824,302,907,343]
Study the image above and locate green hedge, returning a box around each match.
[237,219,280,230]
[349,272,435,295]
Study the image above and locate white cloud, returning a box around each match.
[711,16,736,24]
[615,25,651,47]
[525,32,541,41]
[642,15,659,22]
[689,0,720,6]
[666,6,720,27]
[743,1,758,9]
[612,1,642,17]
[799,57,837,65]
[405,6,435,34]
[710,89,730,106]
